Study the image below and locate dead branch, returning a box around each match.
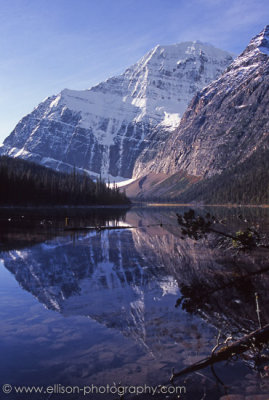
[176,209,269,249]
[170,323,269,382]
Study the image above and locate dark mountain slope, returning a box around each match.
[171,146,269,204]
[126,26,269,203]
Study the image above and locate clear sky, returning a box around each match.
[0,0,268,143]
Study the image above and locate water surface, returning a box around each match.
[0,206,268,399]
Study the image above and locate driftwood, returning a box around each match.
[171,323,269,382]
[64,225,136,232]
[64,222,164,232]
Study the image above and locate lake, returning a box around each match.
[0,205,268,399]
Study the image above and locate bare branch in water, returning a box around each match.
[170,324,269,382]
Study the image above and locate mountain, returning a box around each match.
[0,42,233,180]
[127,26,269,200]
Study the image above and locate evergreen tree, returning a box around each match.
[0,156,130,206]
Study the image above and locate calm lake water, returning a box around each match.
[0,206,269,400]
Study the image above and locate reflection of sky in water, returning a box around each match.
[0,207,269,399]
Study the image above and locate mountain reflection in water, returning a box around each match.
[0,206,268,399]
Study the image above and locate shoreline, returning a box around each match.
[0,203,269,212]
[138,203,269,208]
[0,204,132,210]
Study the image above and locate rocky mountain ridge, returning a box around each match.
[123,25,269,200]
[132,26,269,182]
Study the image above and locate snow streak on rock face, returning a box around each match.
[0,42,233,180]
[137,26,269,179]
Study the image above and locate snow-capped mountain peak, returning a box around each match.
[234,25,269,65]
[0,41,233,180]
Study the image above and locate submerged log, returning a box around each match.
[64,223,163,231]
[171,323,269,381]
[64,225,135,232]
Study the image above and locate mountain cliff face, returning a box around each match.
[133,26,269,181]
[0,42,233,180]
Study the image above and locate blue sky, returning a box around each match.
[0,0,268,143]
